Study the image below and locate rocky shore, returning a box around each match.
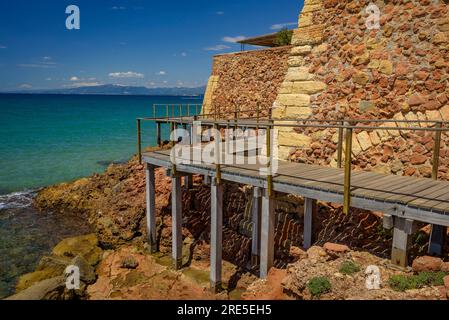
[7,149,449,300]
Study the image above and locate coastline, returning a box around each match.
[4,146,448,300]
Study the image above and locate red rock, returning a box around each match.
[415,70,430,81]
[408,94,426,106]
[412,256,443,272]
[442,262,449,272]
[396,62,409,76]
[404,167,416,176]
[323,242,350,253]
[410,154,428,165]
[444,275,449,289]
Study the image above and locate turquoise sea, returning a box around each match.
[0,93,202,298]
[0,94,202,195]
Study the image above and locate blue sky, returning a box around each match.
[0,0,304,91]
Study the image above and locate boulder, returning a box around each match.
[323,242,350,253]
[7,276,65,300]
[306,246,327,260]
[412,256,443,272]
[52,234,102,266]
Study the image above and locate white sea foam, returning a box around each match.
[0,190,37,210]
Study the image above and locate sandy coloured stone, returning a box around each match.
[290,45,312,56]
[351,133,362,156]
[439,105,449,122]
[426,110,442,122]
[353,71,369,85]
[352,52,370,65]
[291,25,324,46]
[356,131,372,151]
[277,94,311,107]
[290,81,327,94]
[378,60,393,75]
[285,67,314,81]
[283,106,313,118]
[369,131,381,146]
[287,56,304,67]
[278,131,312,148]
[367,59,380,69]
[277,146,294,160]
[432,32,448,45]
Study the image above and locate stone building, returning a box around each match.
[203,0,449,180]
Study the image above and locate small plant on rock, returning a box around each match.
[388,271,449,292]
[274,28,293,46]
[339,260,360,275]
[307,276,332,297]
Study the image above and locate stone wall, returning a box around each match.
[202,46,292,119]
[276,0,449,180]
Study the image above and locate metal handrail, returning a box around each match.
[137,113,448,214]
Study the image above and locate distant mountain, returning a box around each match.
[5,84,206,96]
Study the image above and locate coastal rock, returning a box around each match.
[7,276,66,300]
[323,242,350,253]
[412,256,443,272]
[52,234,102,266]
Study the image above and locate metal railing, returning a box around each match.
[137,109,449,214]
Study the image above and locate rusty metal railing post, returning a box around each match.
[137,119,142,164]
[266,123,273,197]
[153,105,156,118]
[187,104,190,117]
[214,123,222,185]
[156,121,161,147]
[432,122,442,180]
[337,120,344,168]
[178,104,182,118]
[343,122,353,215]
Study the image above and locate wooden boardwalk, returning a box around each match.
[142,147,449,290]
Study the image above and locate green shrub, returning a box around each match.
[274,28,293,46]
[339,261,361,275]
[388,271,448,292]
[307,276,332,297]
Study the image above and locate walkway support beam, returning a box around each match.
[391,217,416,268]
[145,164,157,253]
[260,188,275,279]
[210,179,223,292]
[251,187,262,267]
[171,174,183,270]
[303,198,316,249]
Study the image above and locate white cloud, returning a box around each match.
[111,6,126,10]
[222,36,246,43]
[64,82,101,88]
[46,78,52,81]
[181,52,187,57]
[42,56,52,60]
[0,45,7,49]
[109,71,144,78]
[156,71,166,76]
[19,84,32,89]
[270,22,297,30]
[204,44,230,51]
[216,11,224,15]
[70,76,80,81]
